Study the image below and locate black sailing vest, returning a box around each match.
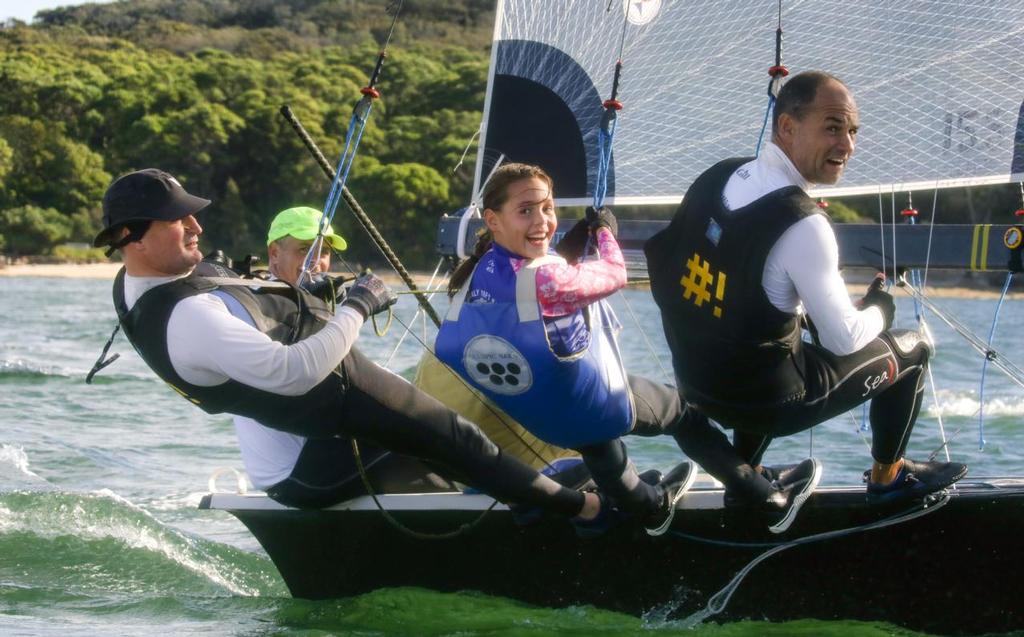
[645,158,821,407]
[112,263,348,438]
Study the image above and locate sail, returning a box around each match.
[476,0,1024,205]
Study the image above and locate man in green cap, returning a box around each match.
[266,206,348,285]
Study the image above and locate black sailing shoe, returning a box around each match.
[645,461,697,537]
[724,458,823,534]
[865,458,967,505]
[638,468,664,486]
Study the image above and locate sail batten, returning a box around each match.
[478,0,1024,205]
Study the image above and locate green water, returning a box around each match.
[1,276,1022,635]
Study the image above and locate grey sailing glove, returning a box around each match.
[341,273,398,320]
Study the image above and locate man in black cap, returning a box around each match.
[96,168,604,522]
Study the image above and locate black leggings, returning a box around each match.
[676,329,930,499]
[269,347,585,516]
[576,374,700,515]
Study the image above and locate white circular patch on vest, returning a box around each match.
[463,335,532,396]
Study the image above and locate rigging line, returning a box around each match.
[848,411,872,453]
[889,187,897,294]
[381,258,445,369]
[668,491,946,550]
[299,0,406,283]
[615,290,672,383]
[351,438,499,541]
[592,0,633,211]
[330,244,559,473]
[899,192,950,458]
[929,426,963,463]
[922,185,940,290]
[978,271,1015,450]
[755,0,787,157]
[676,493,951,628]
[877,189,887,278]
[380,298,560,474]
[899,277,1024,390]
[280,105,442,327]
[926,365,952,462]
[451,125,481,174]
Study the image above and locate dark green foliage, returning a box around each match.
[0,206,73,255]
[0,0,495,265]
[2,0,1018,266]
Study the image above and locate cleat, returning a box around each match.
[866,458,967,505]
[645,461,697,537]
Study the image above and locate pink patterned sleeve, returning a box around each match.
[535,228,627,317]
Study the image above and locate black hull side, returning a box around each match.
[202,481,1024,635]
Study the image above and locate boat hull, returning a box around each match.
[201,480,1024,634]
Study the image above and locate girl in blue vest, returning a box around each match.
[436,163,702,533]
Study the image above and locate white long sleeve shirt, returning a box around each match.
[721,142,883,355]
[123,271,364,488]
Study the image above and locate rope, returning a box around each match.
[899,277,1024,390]
[280,105,442,327]
[616,291,673,383]
[668,493,950,627]
[978,272,1014,449]
[381,258,446,368]
[592,9,630,210]
[351,438,498,540]
[755,0,787,157]
[302,0,405,283]
[904,188,951,460]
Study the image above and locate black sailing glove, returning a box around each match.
[858,273,895,330]
[303,274,355,303]
[341,273,398,320]
[586,205,618,237]
[554,217,591,264]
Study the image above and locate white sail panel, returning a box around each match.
[476,0,1024,205]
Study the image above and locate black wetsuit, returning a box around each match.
[578,374,705,515]
[646,159,930,499]
[112,265,585,515]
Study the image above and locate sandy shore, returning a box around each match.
[1,262,1020,299]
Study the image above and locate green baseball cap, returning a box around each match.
[267,206,347,250]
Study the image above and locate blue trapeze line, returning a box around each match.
[593,122,616,210]
[301,103,374,277]
[755,95,776,157]
[978,271,1014,450]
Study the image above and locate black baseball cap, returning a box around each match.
[93,169,211,248]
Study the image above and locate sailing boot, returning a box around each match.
[724,457,822,534]
[645,461,697,537]
[865,458,967,505]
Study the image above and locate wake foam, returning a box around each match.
[926,390,1024,418]
[0,489,285,598]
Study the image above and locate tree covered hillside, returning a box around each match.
[0,0,495,265]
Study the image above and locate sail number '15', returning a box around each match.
[943,108,1008,151]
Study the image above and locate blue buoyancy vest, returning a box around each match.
[435,247,634,449]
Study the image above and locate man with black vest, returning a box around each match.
[95,168,603,523]
[646,71,967,528]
